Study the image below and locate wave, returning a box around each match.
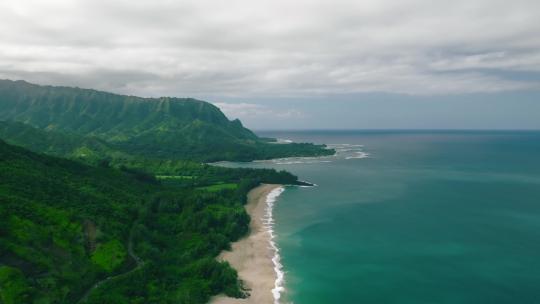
[257,145,369,164]
[298,180,318,187]
[274,160,333,165]
[345,151,369,159]
[246,143,369,167]
[272,138,294,144]
[327,143,364,147]
[263,187,286,304]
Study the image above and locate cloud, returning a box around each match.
[0,0,539,97]
[213,102,306,121]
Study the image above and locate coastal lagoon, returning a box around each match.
[221,130,540,304]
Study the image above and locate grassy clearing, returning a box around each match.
[197,183,238,192]
[156,175,195,180]
[91,240,126,273]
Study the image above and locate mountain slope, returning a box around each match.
[0,120,128,162]
[0,80,332,161]
[0,139,150,303]
[0,140,305,303]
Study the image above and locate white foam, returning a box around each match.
[250,143,369,165]
[274,138,293,144]
[262,187,286,304]
[298,180,318,187]
[327,143,363,147]
[274,160,333,165]
[345,151,369,159]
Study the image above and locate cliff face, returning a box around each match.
[0,80,332,161]
[0,80,256,139]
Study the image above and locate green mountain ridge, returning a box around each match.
[0,79,333,162]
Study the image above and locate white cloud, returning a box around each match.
[213,102,306,122]
[0,0,539,97]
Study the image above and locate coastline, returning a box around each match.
[210,184,284,304]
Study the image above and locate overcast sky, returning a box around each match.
[1,0,539,129]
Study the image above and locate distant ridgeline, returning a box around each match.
[0,79,333,162]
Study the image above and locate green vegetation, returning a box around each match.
[0,80,333,162]
[197,183,238,192]
[156,175,195,180]
[91,240,127,272]
[0,120,129,163]
[0,140,304,303]
[0,266,31,304]
[0,79,323,303]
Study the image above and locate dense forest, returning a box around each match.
[0,80,326,303]
[0,140,304,303]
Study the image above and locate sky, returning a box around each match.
[1,0,539,130]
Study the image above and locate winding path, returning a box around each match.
[76,222,144,303]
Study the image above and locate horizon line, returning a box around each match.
[253,128,540,132]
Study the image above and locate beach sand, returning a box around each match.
[210,184,281,304]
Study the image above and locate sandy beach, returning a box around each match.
[210,184,282,304]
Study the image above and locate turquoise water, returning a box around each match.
[229,131,540,303]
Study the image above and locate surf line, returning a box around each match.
[262,186,286,304]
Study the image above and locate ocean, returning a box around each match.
[222,130,540,304]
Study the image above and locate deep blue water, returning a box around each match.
[230,130,540,304]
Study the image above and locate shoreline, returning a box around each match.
[210,184,284,304]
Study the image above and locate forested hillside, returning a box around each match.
[0,140,303,303]
[0,80,333,161]
[0,79,322,303]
